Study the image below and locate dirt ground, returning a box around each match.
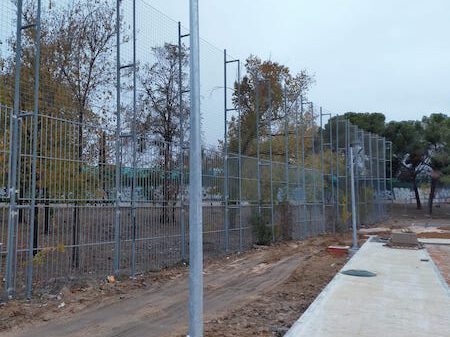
[0,234,350,337]
[1,203,449,337]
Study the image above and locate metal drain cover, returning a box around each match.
[341,269,376,277]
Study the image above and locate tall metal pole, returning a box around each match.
[224,57,241,250]
[328,114,335,234]
[223,49,229,252]
[335,116,340,229]
[389,140,393,214]
[27,0,41,299]
[6,0,24,298]
[268,81,275,241]
[310,102,317,234]
[382,138,387,218]
[237,61,243,252]
[319,107,326,234]
[294,98,301,236]
[345,119,349,226]
[284,85,289,201]
[350,146,358,251]
[178,22,188,261]
[130,0,137,278]
[376,136,381,221]
[255,78,261,216]
[361,130,367,225]
[114,0,122,275]
[368,133,374,222]
[189,0,203,335]
[300,96,307,237]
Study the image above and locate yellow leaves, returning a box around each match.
[31,242,66,266]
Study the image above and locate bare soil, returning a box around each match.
[202,250,345,337]
[2,204,448,337]
[417,232,450,239]
[1,234,350,337]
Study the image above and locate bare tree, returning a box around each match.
[139,43,189,222]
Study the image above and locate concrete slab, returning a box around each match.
[419,238,450,245]
[285,240,450,337]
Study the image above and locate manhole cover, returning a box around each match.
[341,269,376,277]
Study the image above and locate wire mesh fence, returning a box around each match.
[0,0,391,298]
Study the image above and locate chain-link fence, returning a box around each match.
[0,0,391,298]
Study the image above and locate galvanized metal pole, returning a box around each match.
[310,103,317,234]
[319,107,326,234]
[368,134,374,222]
[268,82,275,242]
[389,140,393,214]
[284,85,289,201]
[5,0,24,298]
[294,98,301,237]
[335,116,340,229]
[345,119,349,226]
[188,0,203,335]
[350,146,358,251]
[114,0,122,275]
[255,78,261,216]
[294,98,301,236]
[383,138,387,218]
[300,96,307,237]
[329,114,335,234]
[223,49,229,252]
[237,60,243,252]
[27,0,41,299]
[376,136,381,221]
[178,21,187,261]
[130,0,137,278]
[353,126,360,228]
[361,130,367,225]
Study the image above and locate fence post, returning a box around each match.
[349,146,358,251]
[237,60,243,252]
[267,82,275,242]
[114,0,122,276]
[320,107,326,233]
[130,0,138,278]
[300,96,307,237]
[255,78,261,217]
[283,85,289,202]
[178,21,189,261]
[223,49,229,252]
[26,0,42,299]
[335,116,340,230]
[5,0,24,299]
[294,97,301,237]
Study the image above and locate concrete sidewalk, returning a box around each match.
[285,239,450,337]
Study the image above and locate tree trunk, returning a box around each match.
[412,179,421,209]
[428,177,437,215]
[99,131,107,199]
[72,108,83,269]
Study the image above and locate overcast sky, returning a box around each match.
[148,0,450,125]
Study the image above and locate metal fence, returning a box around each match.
[0,0,391,298]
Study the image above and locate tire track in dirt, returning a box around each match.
[4,245,315,337]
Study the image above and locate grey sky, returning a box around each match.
[149,0,450,125]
